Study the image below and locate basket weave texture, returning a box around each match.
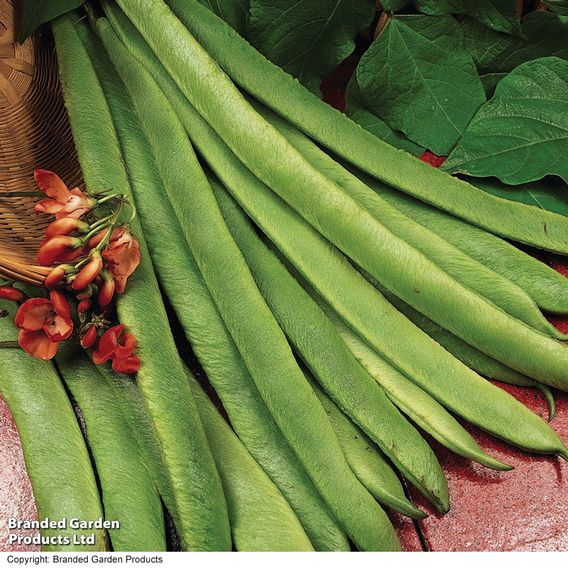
[0,0,83,285]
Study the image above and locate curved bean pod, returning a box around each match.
[54,15,230,550]
[213,179,449,511]
[305,375,426,519]
[96,15,348,550]
[361,182,568,315]
[188,373,314,551]
[0,301,106,552]
[371,282,557,420]
[322,309,511,470]
[56,344,166,552]
[101,17,399,551]
[165,0,568,254]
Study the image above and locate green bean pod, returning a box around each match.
[95,366,176,510]
[305,375,426,519]
[213,179,449,511]
[152,84,567,458]
[96,14,348,551]
[116,0,568,392]
[165,0,568,254]
[361,182,568,315]
[0,302,106,552]
[101,15,399,551]
[53,14,230,550]
[256,104,565,341]
[322,308,511,469]
[371,282,556,420]
[56,344,166,551]
[188,373,314,551]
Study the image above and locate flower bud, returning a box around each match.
[80,325,98,349]
[72,252,103,291]
[37,236,83,266]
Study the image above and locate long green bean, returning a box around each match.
[56,344,166,551]
[0,301,106,552]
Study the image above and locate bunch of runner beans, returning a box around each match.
[2,0,567,553]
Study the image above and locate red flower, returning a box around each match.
[0,286,25,302]
[92,324,140,374]
[34,170,95,220]
[15,290,74,360]
[102,228,141,294]
[37,236,84,266]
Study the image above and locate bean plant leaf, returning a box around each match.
[479,73,507,97]
[543,0,568,15]
[463,11,568,73]
[473,177,568,217]
[345,78,424,156]
[381,0,522,36]
[444,57,568,185]
[356,15,486,155]
[198,0,250,36]
[19,0,85,42]
[249,0,375,92]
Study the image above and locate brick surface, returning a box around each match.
[0,396,39,552]
[409,385,568,551]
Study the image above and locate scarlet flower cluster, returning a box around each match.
[8,170,141,373]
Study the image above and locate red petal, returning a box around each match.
[0,287,25,302]
[114,332,136,360]
[112,354,140,375]
[93,324,124,363]
[43,314,74,342]
[37,236,80,266]
[49,290,71,320]
[44,266,67,289]
[97,276,115,310]
[34,170,71,202]
[45,217,84,239]
[80,326,98,349]
[72,254,103,291]
[102,230,141,294]
[35,199,65,216]
[18,329,59,360]
[15,299,52,331]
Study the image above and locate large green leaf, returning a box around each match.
[19,0,84,42]
[381,0,522,36]
[444,57,568,185]
[356,15,485,155]
[249,0,375,92]
[544,0,568,16]
[463,11,568,73]
[344,77,424,156]
[198,0,250,35]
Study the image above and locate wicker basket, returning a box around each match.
[0,0,83,285]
